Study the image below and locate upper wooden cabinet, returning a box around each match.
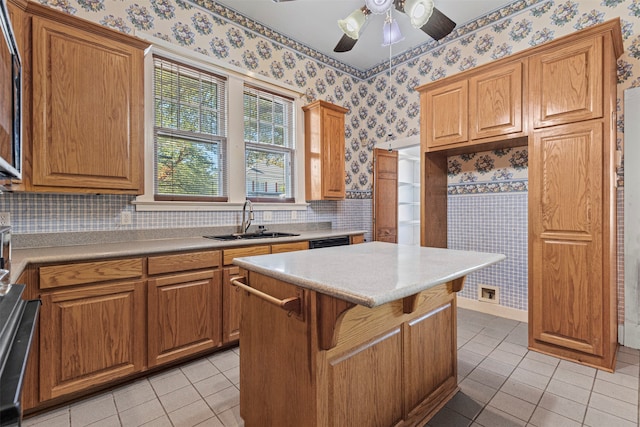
[8,1,148,194]
[423,80,468,148]
[530,36,603,128]
[303,100,348,200]
[470,61,524,140]
[420,61,524,151]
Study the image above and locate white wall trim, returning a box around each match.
[457,296,528,323]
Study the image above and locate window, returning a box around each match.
[153,56,227,201]
[243,85,295,202]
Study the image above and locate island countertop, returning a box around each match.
[233,241,505,307]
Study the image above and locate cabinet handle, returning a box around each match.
[230,277,302,317]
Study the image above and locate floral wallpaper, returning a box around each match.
[35,0,638,196]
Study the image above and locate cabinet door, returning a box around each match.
[423,80,468,149]
[39,280,145,400]
[374,148,398,243]
[470,62,523,140]
[321,106,346,199]
[31,16,144,192]
[326,328,403,427]
[223,266,242,344]
[148,270,222,367]
[530,37,603,128]
[530,121,604,356]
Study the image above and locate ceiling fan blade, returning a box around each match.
[420,7,456,41]
[334,34,358,53]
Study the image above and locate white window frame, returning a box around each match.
[134,36,308,211]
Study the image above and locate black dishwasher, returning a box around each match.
[308,235,351,249]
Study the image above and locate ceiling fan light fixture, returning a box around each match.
[382,17,404,46]
[405,0,434,28]
[338,8,367,39]
[364,0,394,14]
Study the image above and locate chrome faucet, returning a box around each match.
[241,199,254,234]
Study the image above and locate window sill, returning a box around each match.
[132,199,310,212]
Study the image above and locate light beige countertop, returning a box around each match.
[233,241,505,307]
[11,228,366,283]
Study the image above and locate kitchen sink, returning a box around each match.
[204,231,300,241]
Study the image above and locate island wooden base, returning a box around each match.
[239,271,461,427]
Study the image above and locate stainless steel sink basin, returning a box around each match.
[204,232,300,241]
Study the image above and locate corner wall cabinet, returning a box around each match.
[417,19,622,371]
[303,100,348,200]
[7,0,147,194]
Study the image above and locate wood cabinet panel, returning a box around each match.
[351,234,365,244]
[470,61,523,140]
[39,258,143,289]
[223,245,270,265]
[148,270,222,367]
[148,250,221,275]
[530,121,604,356]
[326,329,403,427]
[374,148,398,243]
[270,241,309,253]
[25,7,146,193]
[222,266,242,344]
[39,280,145,400]
[303,100,348,200]
[530,36,603,128]
[423,80,468,149]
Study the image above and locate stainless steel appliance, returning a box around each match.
[0,226,39,426]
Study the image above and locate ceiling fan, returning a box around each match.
[274,0,456,53]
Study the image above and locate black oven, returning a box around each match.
[0,226,39,426]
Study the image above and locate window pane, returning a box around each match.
[244,117,257,142]
[178,106,199,132]
[156,134,222,196]
[258,124,273,144]
[258,97,273,123]
[245,148,290,199]
[201,110,218,135]
[274,102,284,126]
[273,126,284,146]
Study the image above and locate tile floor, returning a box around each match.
[23,308,640,427]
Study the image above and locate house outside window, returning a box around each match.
[153,56,228,202]
[243,85,295,202]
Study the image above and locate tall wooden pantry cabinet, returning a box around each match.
[417,19,623,371]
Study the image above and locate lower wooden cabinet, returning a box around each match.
[148,270,222,367]
[39,280,146,401]
[222,266,242,344]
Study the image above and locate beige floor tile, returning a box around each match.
[552,367,594,391]
[217,405,244,427]
[181,358,220,384]
[222,366,239,385]
[583,407,637,427]
[193,372,234,398]
[545,378,591,405]
[538,392,586,422]
[507,367,550,391]
[89,415,121,426]
[208,350,239,372]
[70,393,117,427]
[167,400,215,427]
[444,391,484,420]
[119,399,165,427]
[499,378,544,405]
[592,378,638,405]
[488,391,535,422]
[595,368,638,390]
[140,416,172,427]
[459,377,498,405]
[529,407,582,427]
[475,406,526,427]
[149,371,191,397]
[519,357,557,376]
[557,360,597,377]
[204,385,240,414]
[488,348,525,366]
[113,380,157,413]
[23,411,70,427]
[159,384,202,413]
[588,392,638,422]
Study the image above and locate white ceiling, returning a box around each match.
[212,0,516,71]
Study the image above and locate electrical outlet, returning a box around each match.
[263,211,273,221]
[0,212,10,226]
[120,211,132,225]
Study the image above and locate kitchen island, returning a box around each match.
[233,242,505,427]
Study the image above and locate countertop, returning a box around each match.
[10,228,366,284]
[233,241,506,307]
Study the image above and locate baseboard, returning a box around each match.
[457,297,528,323]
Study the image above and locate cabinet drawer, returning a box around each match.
[223,246,270,265]
[39,258,143,289]
[148,250,221,275]
[271,241,309,254]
